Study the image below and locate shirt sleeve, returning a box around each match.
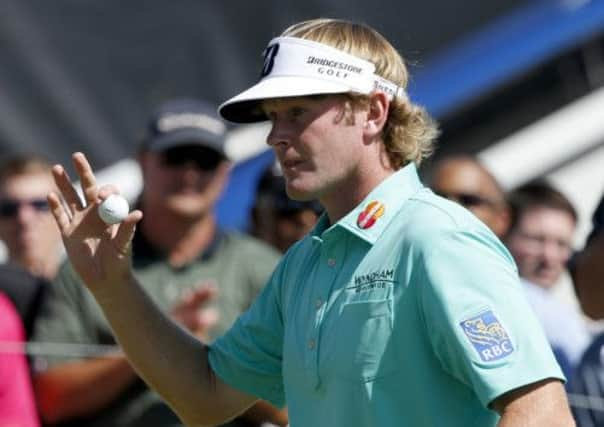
[417,227,564,408]
[208,257,286,407]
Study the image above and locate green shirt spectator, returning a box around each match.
[34,228,279,427]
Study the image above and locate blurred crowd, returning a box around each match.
[0,97,602,426]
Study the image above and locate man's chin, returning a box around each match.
[285,185,316,202]
[165,197,209,219]
[532,274,558,290]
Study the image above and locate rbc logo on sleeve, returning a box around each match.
[460,310,514,362]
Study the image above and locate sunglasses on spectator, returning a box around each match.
[434,191,496,208]
[161,146,224,171]
[0,198,49,217]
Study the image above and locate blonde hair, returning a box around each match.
[282,18,439,168]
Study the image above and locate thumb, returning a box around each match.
[113,210,143,255]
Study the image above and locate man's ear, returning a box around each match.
[363,92,389,140]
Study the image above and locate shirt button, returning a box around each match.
[327,258,336,267]
[308,339,316,350]
[315,299,323,309]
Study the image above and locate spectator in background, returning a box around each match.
[0,155,63,280]
[428,154,510,238]
[506,182,578,291]
[0,156,59,341]
[0,291,40,427]
[571,193,604,320]
[568,192,604,426]
[505,181,590,374]
[32,99,287,427]
[251,161,322,253]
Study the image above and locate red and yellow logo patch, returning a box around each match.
[356,201,385,229]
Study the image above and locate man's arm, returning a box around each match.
[33,356,137,424]
[34,283,250,425]
[493,379,575,427]
[48,153,257,426]
[171,287,289,426]
[88,273,257,426]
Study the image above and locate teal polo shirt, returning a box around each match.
[209,164,564,427]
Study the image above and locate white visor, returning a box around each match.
[218,36,406,123]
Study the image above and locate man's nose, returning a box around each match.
[542,239,570,264]
[266,120,292,148]
[16,204,39,224]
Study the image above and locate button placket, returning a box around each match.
[311,237,342,389]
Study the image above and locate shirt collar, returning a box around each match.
[311,163,424,244]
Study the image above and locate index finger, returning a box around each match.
[72,152,99,205]
[51,164,84,215]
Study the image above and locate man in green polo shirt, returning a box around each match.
[33,99,287,427]
[46,19,575,427]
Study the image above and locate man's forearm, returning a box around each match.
[90,273,254,426]
[34,356,137,423]
[495,379,575,427]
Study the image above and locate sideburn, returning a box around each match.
[337,94,372,126]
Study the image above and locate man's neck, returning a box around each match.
[18,255,59,281]
[321,161,396,224]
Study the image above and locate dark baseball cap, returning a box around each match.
[142,98,228,158]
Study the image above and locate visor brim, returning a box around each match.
[218,76,354,124]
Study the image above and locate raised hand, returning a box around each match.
[47,152,143,293]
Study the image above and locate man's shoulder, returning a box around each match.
[0,292,24,339]
[384,191,513,271]
[0,264,47,304]
[389,191,483,245]
[405,189,482,229]
[0,263,39,283]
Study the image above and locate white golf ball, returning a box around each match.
[98,194,130,224]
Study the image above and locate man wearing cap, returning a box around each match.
[47,19,574,427]
[427,154,511,239]
[251,161,322,253]
[32,99,286,427]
